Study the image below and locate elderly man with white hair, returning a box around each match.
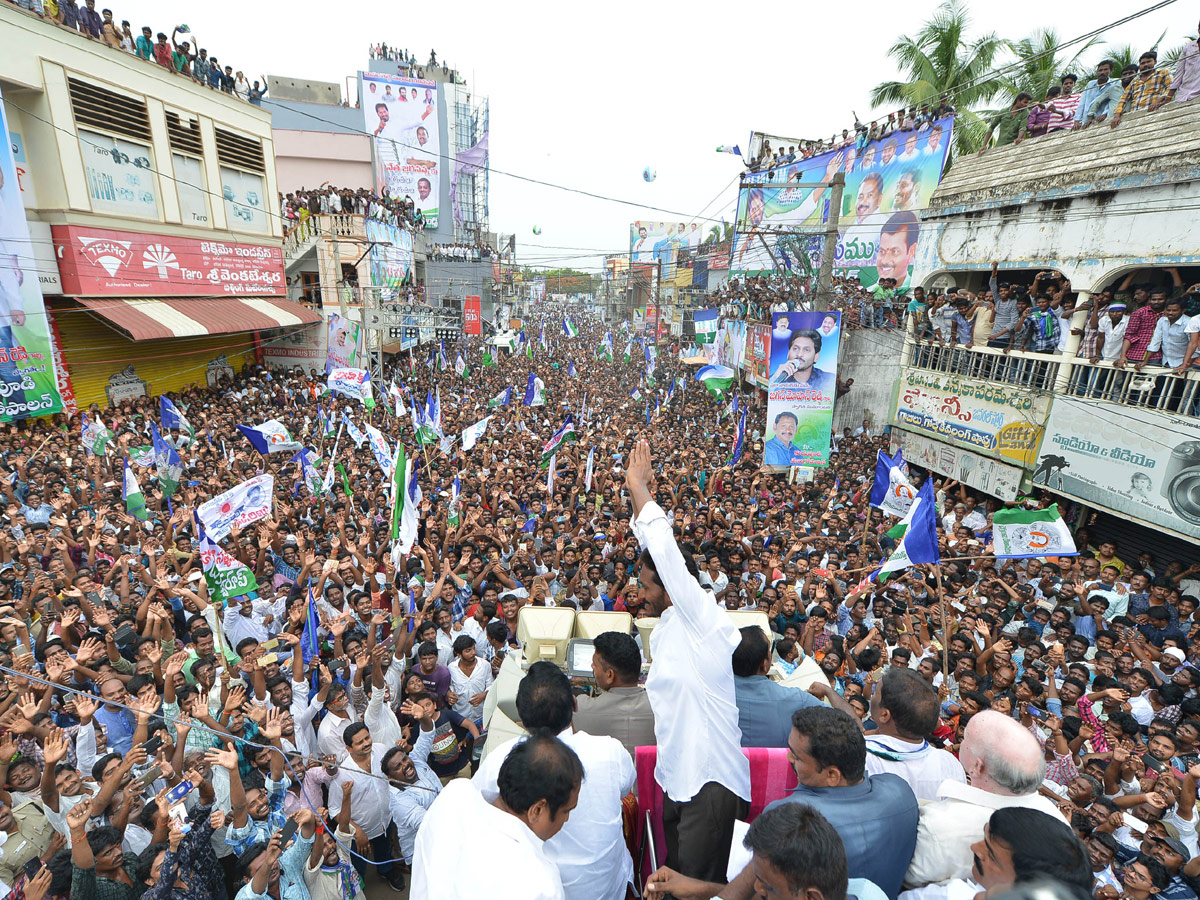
[904,711,1068,889]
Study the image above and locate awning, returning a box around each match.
[75,297,322,341]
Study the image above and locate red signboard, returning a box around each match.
[646,303,658,340]
[463,296,482,335]
[52,225,286,297]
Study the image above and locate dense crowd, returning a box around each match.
[4,0,267,104]
[982,46,1200,150]
[280,187,423,231]
[0,301,1193,900]
[428,243,494,262]
[365,45,463,84]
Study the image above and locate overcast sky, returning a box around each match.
[113,0,1190,272]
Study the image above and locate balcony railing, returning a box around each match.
[901,333,1200,419]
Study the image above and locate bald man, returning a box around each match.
[904,710,1068,888]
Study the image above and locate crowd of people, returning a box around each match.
[428,243,494,262]
[5,0,267,104]
[280,186,424,232]
[981,45,1200,151]
[365,45,464,85]
[0,299,1191,900]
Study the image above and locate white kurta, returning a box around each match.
[411,780,563,900]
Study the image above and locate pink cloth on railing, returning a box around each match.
[634,746,797,881]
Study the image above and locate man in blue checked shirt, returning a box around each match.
[208,719,290,856]
[233,808,318,900]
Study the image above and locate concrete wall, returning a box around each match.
[273,129,371,194]
[266,76,341,106]
[833,327,905,436]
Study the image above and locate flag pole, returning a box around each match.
[935,564,949,681]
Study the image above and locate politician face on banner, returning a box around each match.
[765,311,840,468]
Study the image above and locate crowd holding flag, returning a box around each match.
[696,364,735,397]
[488,387,512,408]
[870,449,915,519]
[524,372,546,406]
[993,505,1079,558]
[877,479,941,575]
[81,414,115,456]
[123,459,149,522]
[455,352,469,380]
[563,318,579,338]
[237,420,303,455]
[150,423,183,497]
[540,416,576,468]
[160,396,195,444]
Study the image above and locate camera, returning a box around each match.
[1162,441,1200,524]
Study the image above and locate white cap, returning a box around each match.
[1165,648,1187,662]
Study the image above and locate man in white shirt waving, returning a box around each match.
[626,439,751,884]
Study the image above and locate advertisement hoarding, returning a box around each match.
[362,73,440,228]
[463,297,482,336]
[365,217,414,298]
[53,225,285,297]
[1032,397,1200,542]
[732,117,953,288]
[746,324,770,387]
[0,87,64,420]
[766,312,841,467]
[263,321,325,372]
[892,369,1047,467]
[629,221,705,279]
[889,428,1024,502]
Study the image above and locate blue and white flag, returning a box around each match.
[568,360,577,378]
[364,423,394,476]
[694,308,719,343]
[291,447,325,497]
[488,387,512,408]
[585,446,595,492]
[237,421,302,455]
[159,396,194,444]
[462,416,492,452]
[150,422,183,496]
[870,449,915,519]
[879,479,941,575]
[728,408,746,466]
[342,411,367,448]
[524,372,546,407]
[546,453,556,494]
[327,367,374,406]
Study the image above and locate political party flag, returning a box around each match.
[482,347,495,367]
[318,407,336,439]
[160,397,195,444]
[870,449,915,519]
[601,333,614,362]
[447,482,462,529]
[455,352,469,380]
[696,364,736,397]
[526,339,534,360]
[428,389,444,436]
[623,340,632,363]
[655,396,661,418]
[128,446,155,468]
[291,447,325,497]
[343,412,367,449]
[524,372,546,407]
[568,360,577,378]
[81,414,115,456]
[301,582,321,665]
[335,463,352,497]
[123,458,150,522]
[394,455,421,554]
[389,380,405,415]
[539,326,548,352]
[585,446,595,492]
[992,505,1079,559]
[540,416,576,468]
[437,340,448,372]
[694,309,719,343]
[488,387,512,408]
[546,453,556,494]
[631,388,642,401]
[195,513,258,603]
[327,367,374,407]
[237,420,303,455]
[879,479,940,575]
[413,400,438,446]
[196,474,274,541]
[563,318,578,338]
[364,423,394,476]
[728,408,746,466]
[666,379,675,404]
[645,403,651,425]
[150,423,183,497]
[389,444,407,542]
[462,416,491,452]
[716,144,742,156]
[520,515,537,534]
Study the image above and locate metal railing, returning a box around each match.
[902,333,1200,419]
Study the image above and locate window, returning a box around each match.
[78,127,158,219]
[173,153,210,226]
[220,166,267,233]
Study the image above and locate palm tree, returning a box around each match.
[998,29,1099,104]
[1101,30,1165,76]
[870,0,1007,157]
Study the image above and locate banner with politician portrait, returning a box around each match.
[731,116,953,289]
[764,311,841,468]
[362,73,440,227]
[0,86,64,421]
[628,220,705,280]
